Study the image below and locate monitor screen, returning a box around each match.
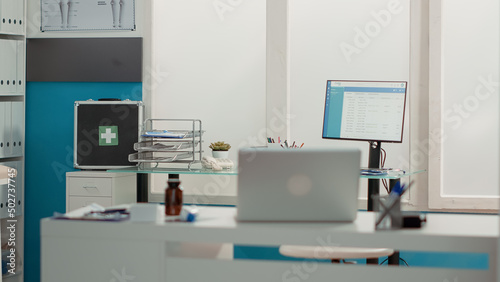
[322,80,407,143]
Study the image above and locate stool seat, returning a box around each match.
[279,245,394,260]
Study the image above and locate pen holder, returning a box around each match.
[373,195,403,230]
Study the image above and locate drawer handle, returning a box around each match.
[83,186,98,190]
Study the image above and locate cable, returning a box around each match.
[380,148,387,167]
[380,148,389,193]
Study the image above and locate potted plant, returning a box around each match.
[209,141,231,158]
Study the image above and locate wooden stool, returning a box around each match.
[279,245,394,264]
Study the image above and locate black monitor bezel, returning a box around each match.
[322,80,408,144]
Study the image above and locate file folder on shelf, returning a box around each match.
[16,40,24,95]
[11,101,23,157]
[8,39,17,94]
[0,40,6,95]
[3,101,12,157]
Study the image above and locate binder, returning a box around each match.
[3,101,12,157]
[7,39,16,94]
[15,0,24,35]
[1,0,12,34]
[16,40,24,95]
[0,40,5,95]
[0,0,6,33]
[0,0,3,33]
[11,101,23,157]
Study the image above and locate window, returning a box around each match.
[428,0,499,210]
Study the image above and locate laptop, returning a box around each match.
[237,147,361,222]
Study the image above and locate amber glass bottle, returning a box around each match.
[165,174,183,215]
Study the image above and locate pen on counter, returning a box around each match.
[278,136,281,143]
[267,137,271,143]
[292,141,296,148]
[375,180,415,226]
[272,138,275,143]
[300,143,304,148]
[284,140,289,148]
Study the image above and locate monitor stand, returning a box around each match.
[367,141,400,265]
[367,141,381,212]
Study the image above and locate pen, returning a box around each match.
[284,140,289,148]
[272,138,275,143]
[375,180,414,226]
[300,143,304,148]
[292,141,296,148]
[278,136,281,143]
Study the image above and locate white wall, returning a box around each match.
[149,0,267,201]
[288,0,410,199]
[148,0,412,203]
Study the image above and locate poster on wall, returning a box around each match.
[41,0,135,31]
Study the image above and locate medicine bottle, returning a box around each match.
[165,174,183,215]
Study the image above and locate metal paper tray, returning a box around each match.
[134,140,200,151]
[128,151,193,163]
[140,130,204,139]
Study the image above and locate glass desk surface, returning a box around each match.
[108,166,238,175]
[108,166,425,178]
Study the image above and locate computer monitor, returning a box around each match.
[322,80,407,143]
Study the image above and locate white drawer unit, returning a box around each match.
[66,171,137,212]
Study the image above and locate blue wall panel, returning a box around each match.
[25,81,142,282]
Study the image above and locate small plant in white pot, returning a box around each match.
[209,141,231,158]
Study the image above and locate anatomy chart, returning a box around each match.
[41,0,135,31]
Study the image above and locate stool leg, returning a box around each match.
[388,251,400,265]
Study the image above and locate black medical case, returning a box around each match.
[74,99,143,169]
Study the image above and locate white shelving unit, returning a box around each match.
[0,0,25,280]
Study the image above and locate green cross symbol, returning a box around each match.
[99,126,118,146]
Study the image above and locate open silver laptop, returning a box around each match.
[237,147,361,222]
